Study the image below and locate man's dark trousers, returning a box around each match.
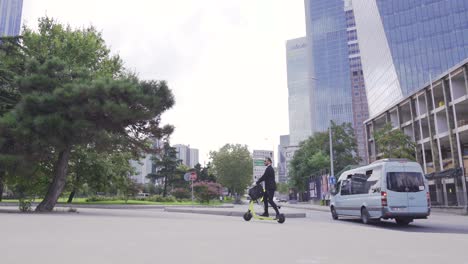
[263,189,279,216]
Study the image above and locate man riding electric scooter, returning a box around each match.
[256,157,280,219]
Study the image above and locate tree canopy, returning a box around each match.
[288,122,361,192]
[0,17,174,211]
[210,144,252,198]
[146,141,182,197]
[373,123,416,160]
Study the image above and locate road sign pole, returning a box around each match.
[191,179,194,206]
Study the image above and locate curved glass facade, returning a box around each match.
[305,0,353,132]
[352,0,403,117]
[345,2,370,163]
[287,37,313,146]
[353,0,468,117]
[377,0,468,97]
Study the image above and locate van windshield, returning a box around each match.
[386,172,425,192]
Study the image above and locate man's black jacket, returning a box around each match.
[256,165,276,190]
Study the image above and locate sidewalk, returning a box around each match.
[279,202,330,213]
[280,201,468,216]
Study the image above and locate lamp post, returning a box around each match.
[328,120,336,205]
[329,120,334,178]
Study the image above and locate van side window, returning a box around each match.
[367,167,382,193]
[341,179,351,195]
[335,181,341,194]
[351,173,369,194]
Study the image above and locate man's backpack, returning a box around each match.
[248,184,264,201]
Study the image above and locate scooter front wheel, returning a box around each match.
[243,212,252,221]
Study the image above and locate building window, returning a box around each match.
[347,30,358,41]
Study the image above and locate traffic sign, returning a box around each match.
[184,173,191,181]
[329,176,336,185]
[190,171,197,181]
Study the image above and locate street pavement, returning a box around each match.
[1,204,467,264]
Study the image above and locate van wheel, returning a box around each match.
[331,206,338,220]
[395,218,411,226]
[360,207,370,224]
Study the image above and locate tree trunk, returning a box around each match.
[67,173,81,204]
[36,146,72,212]
[67,190,76,204]
[163,175,168,197]
[0,171,4,202]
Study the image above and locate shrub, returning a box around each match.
[85,196,123,202]
[193,182,223,203]
[18,198,32,212]
[147,195,177,203]
[171,188,191,200]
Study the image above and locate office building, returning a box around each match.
[304,0,354,132]
[352,0,468,117]
[286,37,314,147]
[345,0,370,162]
[365,59,468,209]
[0,0,23,37]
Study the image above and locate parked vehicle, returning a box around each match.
[330,159,430,225]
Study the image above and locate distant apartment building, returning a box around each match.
[189,148,199,168]
[130,156,153,185]
[0,0,23,37]
[253,149,274,183]
[278,135,300,184]
[129,139,163,184]
[277,135,289,183]
[174,144,199,168]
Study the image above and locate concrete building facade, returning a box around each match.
[174,144,199,168]
[365,60,468,209]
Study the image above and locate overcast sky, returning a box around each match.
[22,0,306,164]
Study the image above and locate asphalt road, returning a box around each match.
[0,206,467,264]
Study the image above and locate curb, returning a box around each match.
[280,204,330,213]
[164,208,307,218]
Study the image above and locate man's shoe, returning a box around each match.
[260,213,269,217]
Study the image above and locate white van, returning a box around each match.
[330,159,430,225]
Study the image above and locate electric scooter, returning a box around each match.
[243,184,285,224]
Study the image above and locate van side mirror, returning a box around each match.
[330,186,338,196]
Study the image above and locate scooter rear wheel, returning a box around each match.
[243,212,252,221]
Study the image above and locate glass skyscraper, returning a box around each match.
[305,0,354,132]
[345,0,369,162]
[353,0,468,117]
[0,0,23,37]
[286,37,314,146]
